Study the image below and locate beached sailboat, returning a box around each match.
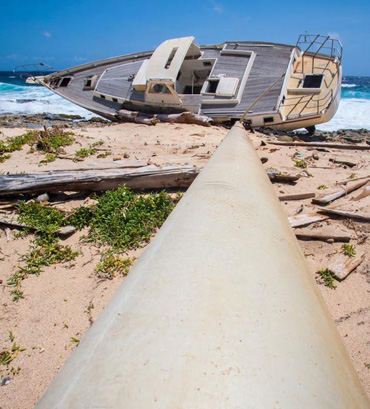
[20,34,342,131]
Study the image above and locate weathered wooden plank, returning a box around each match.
[317,207,370,221]
[279,192,315,201]
[288,212,330,228]
[295,233,351,242]
[0,166,200,197]
[329,253,366,280]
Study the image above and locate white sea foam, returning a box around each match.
[341,84,357,88]
[317,98,370,131]
[0,84,95,118]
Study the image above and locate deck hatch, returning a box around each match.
[303,74,323,89]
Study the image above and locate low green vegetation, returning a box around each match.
[317,184,329,190]
[317,268,337,289]
[341,243,356,257]
[0,127,75,163]
[348,173,357,179]
[294,159,308,169]
[0,332,26,369]
[95,252,133,280]
[8,186,177,301]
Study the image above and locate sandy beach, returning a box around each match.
[0,118,369,408]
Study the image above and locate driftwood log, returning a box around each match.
[268,141,370,151]
[0,165,305,198]
[0,165,200,197]
[295,233,351,242]
[279,192,315,201]
[116,110,213,127]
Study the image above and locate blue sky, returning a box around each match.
[1,0,369,75]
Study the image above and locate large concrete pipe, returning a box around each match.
[35,124,369,408]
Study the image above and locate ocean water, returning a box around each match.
[0,71,369,130]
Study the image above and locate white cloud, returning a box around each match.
[42,31,51,38]
[210,0,223,13]
[328,32,341,41]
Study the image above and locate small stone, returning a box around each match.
[113,156,121,161]
[312,153,319,160]
[260,157,268,164]
[36,193,49,203]
[123,153,130,159]
[327,239,334,243]
[39,348,45,353]
[59,226,76,236]
[2,377,11,386]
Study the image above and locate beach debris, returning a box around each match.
[317,207,370,222]
[329,252,365,280]
[278,192,315,201]
[336,174,370,186]
[288,212,329,228]
[116,110,213,127]
[295,233,351,243]
[5,227,11,242]
[0,165,200,196]
[312,178,370,205]
[329,158,357,168]
[295,204,304,214]
[268,141,370,150]
[266,170,301,183]
[350,184,370,201]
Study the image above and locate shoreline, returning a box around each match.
[0,118,369,408]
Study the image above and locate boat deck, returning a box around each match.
[48,42,294,120]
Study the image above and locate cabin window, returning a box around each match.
[303,75,323,89]
[165,47,178,69]
[149,83,171,94]
[112,98,118,103]
[59,77,72,87]
[100,94,106,99]
[203,61,212,67]
[83,75,98,90]
[263,117,274,124]
[206,79,220,93]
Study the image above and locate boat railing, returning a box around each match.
[296,34,342,74]
[13,63,56,84]
[282,88,333,119]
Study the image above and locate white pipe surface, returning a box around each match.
[35,124,369,408]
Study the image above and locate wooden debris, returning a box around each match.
[329,252,366,280]
[350,184,370,201]
[336,174,370,186]
[5,227,11,242]
[116,110,213,127]
[0,165,200,197]
[279,192,315,201]
[312,178,370,205]
[295,233,350,242]
[116,109,158,125]
[156,112,212,127]
[288,212,329,228]
[329,158,357,168]
[266,170,300,183]
[317,207,370,222]
[268,141,370,150]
